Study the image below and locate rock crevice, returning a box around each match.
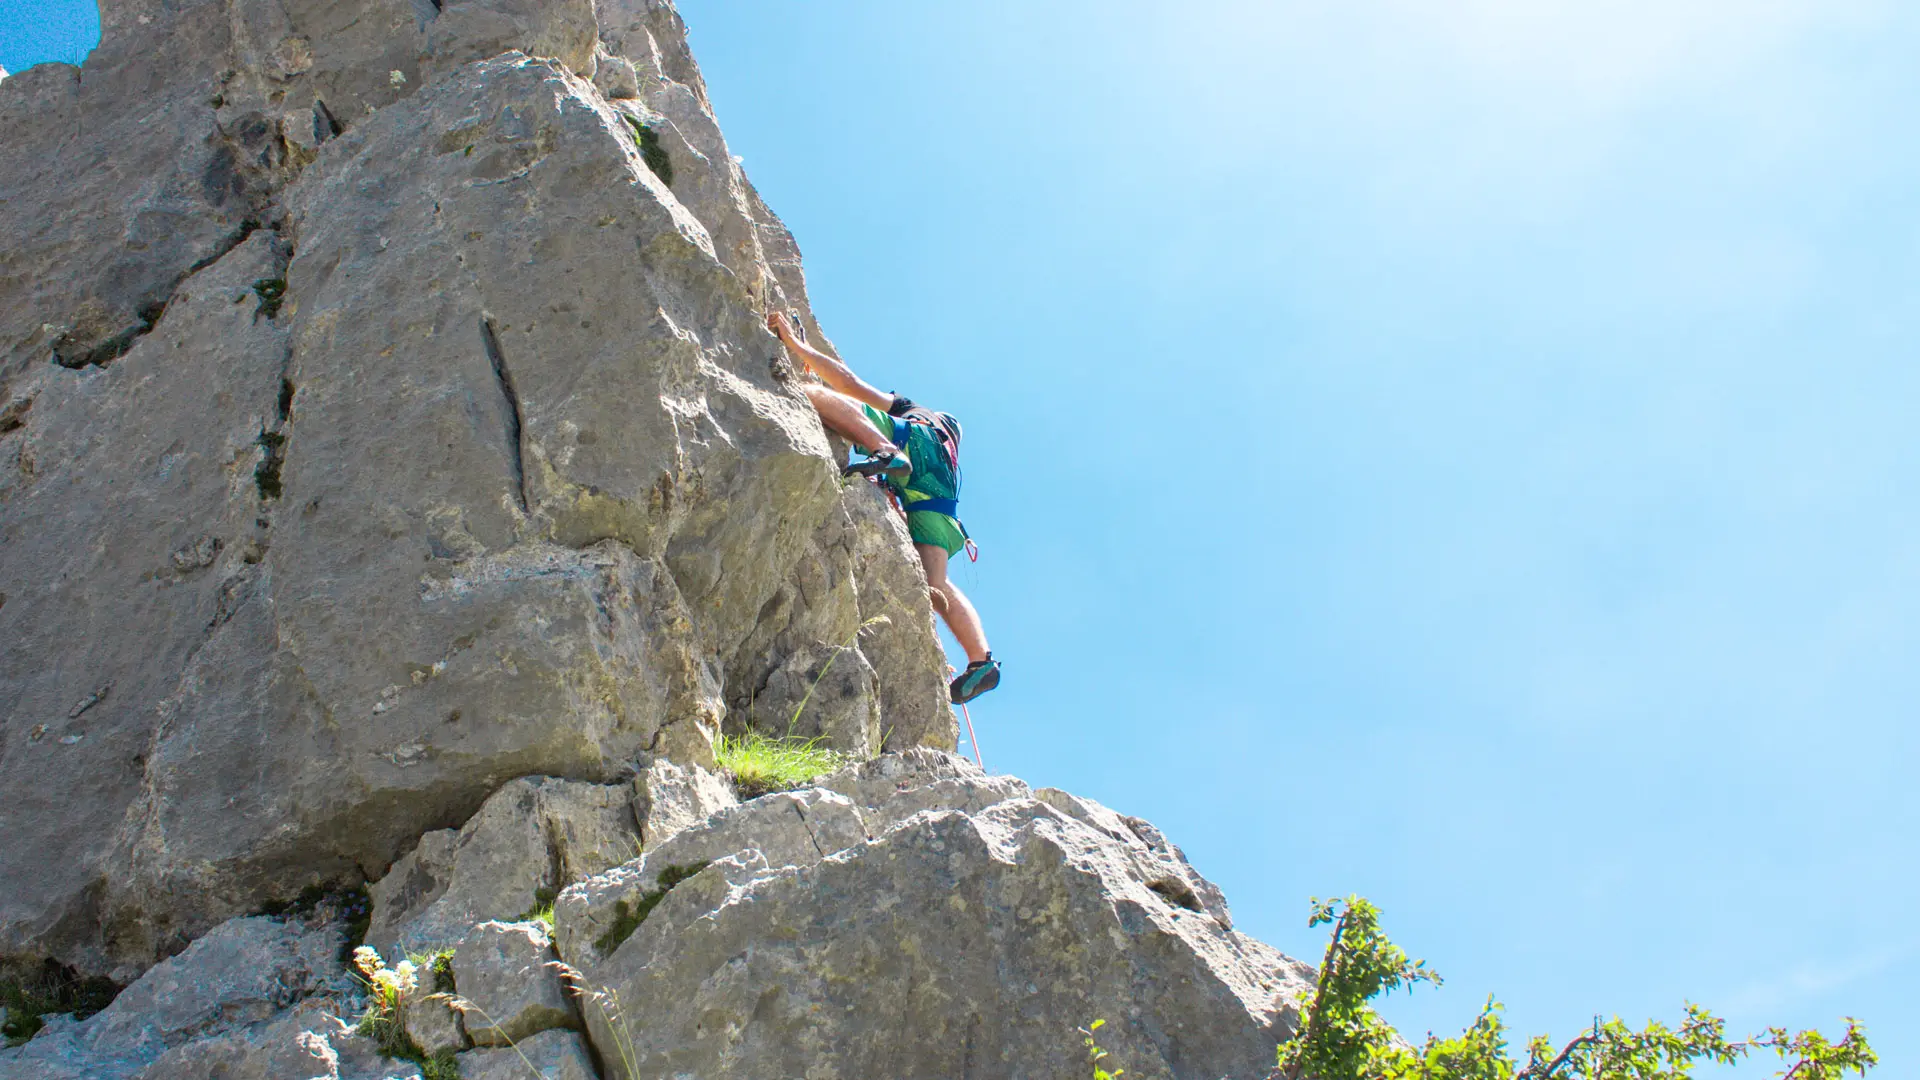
[477,316,530,515]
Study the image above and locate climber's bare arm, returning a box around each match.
[767,311,893,411]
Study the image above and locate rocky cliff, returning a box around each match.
[0,3,1314,1077]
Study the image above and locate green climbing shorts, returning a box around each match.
[904,504,966,558]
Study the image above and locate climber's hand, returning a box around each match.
[766,310,793,341]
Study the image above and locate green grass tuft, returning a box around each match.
[406,948,456,995]
[593,861,710,956]
[516,886,558,930]
[715,731,851,800]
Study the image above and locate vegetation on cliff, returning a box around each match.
[1271,896,1875,1080]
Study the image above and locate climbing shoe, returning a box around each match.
[950,656,1001,704]
[844,445,911,483]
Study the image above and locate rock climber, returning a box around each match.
[768,310,1001,704]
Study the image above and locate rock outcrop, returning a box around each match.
[1,2,1323,1077]
[560,751,1311,1080]
[0,914,355,1080]
[2,752,1314,1080]
[0,0,952,977]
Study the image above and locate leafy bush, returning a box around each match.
[1081,1018,1126,1079]
[1276,896,1877,1080]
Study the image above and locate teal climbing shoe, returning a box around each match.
[950,656,1000,704]
[845,445,911,483]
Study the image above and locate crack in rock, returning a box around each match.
[479,317,529,515]
[51,222,264,369]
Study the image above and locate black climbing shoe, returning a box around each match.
[844,445,911,483]
[950,656,1000,704]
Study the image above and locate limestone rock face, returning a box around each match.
[126,1002,361,1080]
[0,2,253,382]
[555,753,1313,1080]
[821,744,1036,830]
[364,761,732,954]
[631,756,738,843]
[551,786,867,962]
[0,0,952,975]
[457,1028,597,1080]
[0,229,293,970]
[0,917,349,1080]
[3,751,1314,1080]
[365,774,637,955]
[404,992,469,1058]
[450,920,575,1047]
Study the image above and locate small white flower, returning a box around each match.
[389,69,407,86]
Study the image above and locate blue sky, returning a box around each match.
[6,0,1914,1070]
[682,2,1916,1068]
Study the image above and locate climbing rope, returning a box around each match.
[960,700,985,773]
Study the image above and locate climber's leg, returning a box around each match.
[917,542,990,664]
[804,383,912,480]
[803,383,891,453]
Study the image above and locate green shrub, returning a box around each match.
[1081,1019,1125,1079]
[1276,896,1877,1080]
[336,885,374,962]
[254,882,370,964]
